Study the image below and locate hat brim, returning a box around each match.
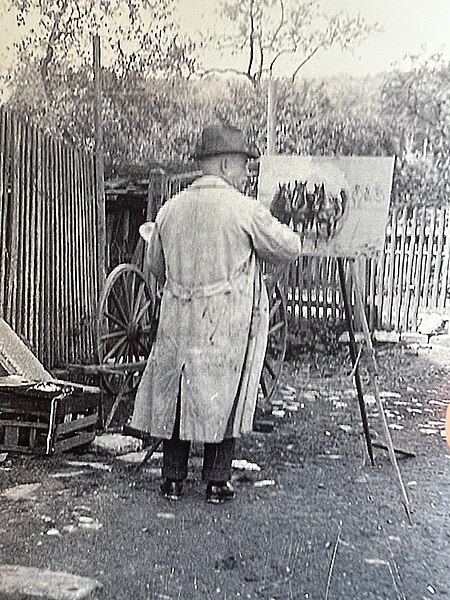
[193,148,260,161]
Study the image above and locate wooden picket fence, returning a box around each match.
[273,206,450,331]
[0,108,99,369]
[163,172,450,332]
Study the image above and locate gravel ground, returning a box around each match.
[0,343,449,599]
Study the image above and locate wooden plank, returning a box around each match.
[85,153,98,356]
[438,206,450,310]
[80,151,93,358]
[55,413,98,436]
[27,124,38,350]
[393,207,408,330]
[0,108,7,315]
[74,149,87,361]
[0,420,48,429]
[384,209,397,328]
[422,206,436,308]
[66,144,77,362]
[52,430,96,453]
[0,316,52,379]
[17,117,31,339]
[35,128,46,363]
[401,207,418,331]
[378,225,391,329]
[6,115,22,329]
[431,207,445,308]
[409,208,426,330]
[4,425,20,446]
[44,133,54,367]
[55,138,65,365]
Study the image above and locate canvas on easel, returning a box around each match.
[258,155,395,257]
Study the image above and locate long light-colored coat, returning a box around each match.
[130,175,300,442]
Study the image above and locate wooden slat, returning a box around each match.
[6,115,21,329]
[431,207,445,308]
[0,108,10,316]
[393,207,408,330]
[43,133,54,366]
[401,207,418,331]
[55,413,98,436]
[410,208,426,330]
[438,207,450,310]
[52,430,95,454]
[85,153,99,356]
[79,151,91,359]
[27,124,38,348]
[35,128,45,361]
[422,207,436,307]
[66,144,76,361]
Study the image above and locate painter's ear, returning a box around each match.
[220,156,228,174]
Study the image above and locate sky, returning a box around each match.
[177,0,450,78]
[1,0,450,78]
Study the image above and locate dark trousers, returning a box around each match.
[162,398,235,482]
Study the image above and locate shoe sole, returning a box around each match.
[205,495,235,505]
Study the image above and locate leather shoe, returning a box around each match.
[206,481,235,504]
[160,479,183,501]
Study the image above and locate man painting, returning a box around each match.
[130,124,301,504]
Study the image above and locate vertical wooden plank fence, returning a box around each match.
[0,108,99,369]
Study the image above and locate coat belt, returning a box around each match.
[165,261,250,301]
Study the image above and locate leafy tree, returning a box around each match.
[2,0,196,148]
[382,54,450,206]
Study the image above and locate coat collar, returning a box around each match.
[190,175,236,191]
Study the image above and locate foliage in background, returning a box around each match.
[1,2,450,207]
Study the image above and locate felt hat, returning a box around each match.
[194,124,259,160]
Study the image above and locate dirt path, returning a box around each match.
[1,345,449,599]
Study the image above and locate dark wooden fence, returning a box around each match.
[0,108,99,369]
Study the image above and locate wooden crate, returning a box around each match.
[0,379,100,455]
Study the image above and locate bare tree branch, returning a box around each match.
[247,0,255,79]
[269,47,295,74]
[291,43,322,81]
[267,0,285,50]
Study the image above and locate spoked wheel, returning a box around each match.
[259,283,287,404]
[97,264,156,397]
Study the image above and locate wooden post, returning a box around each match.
[93,34,106,288]
[267,78,278,156]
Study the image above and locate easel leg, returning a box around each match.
[349,260,412,523]
[337,258,375,466]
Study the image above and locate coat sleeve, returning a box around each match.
[245,201,301,264]
[147,222,166,284]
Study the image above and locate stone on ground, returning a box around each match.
[0,565,102,599]
[91,433,142,456]
[400,332,429,345]
[1,483,41,501]
[373,330,400,343]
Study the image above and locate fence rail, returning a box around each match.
[0,108,99,368]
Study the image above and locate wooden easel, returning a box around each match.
[337,257,412,522]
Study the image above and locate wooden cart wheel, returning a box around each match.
[259,283,287,403]
[97,264,156,397]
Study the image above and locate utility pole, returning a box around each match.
[267,77,278,155]
[93,34,106,290]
